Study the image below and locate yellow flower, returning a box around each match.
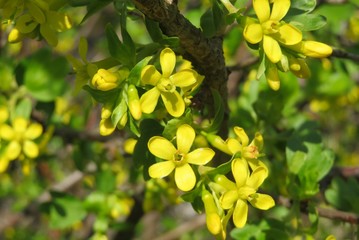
[140,48,198,117]
[220,158,275,228]
[0,117,43,160]
[243,0,302,63]
[148,124,215,191]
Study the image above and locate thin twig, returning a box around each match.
[331,49,359,63]
[154,214,206,240]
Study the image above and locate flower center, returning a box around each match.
[262,20,280,35]
[242,146,259,159]
[157,78,176,93]
[173,150,186,166]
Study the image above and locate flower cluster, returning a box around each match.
[199,127,274,238]
[0,106,43,173]
[1,0,72,46]
[242,0,332,90]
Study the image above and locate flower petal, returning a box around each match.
[186,148,215,165]
[249,193,275,210]
[226,138,242,154]
[0,155,10,173]
[160,48,176,78]
[6,141,21,160]
[0,107,9,123]
[177,124,195,154]
[275,24,302,45]
[141,65,162,86]
[253,0,270,23]
[270,0,290,21]
[140,87,161,114]
[232,158,249,188]
[170,69,197,88]
[24,123,43,140]
[175,163,196,191]
[161,91,185,117]
[233,199,248,228]
[0,124,14,140]
[263,35,282,63]
[13,117,27,133]
[23,140,39,158]
[149,161,176,178]
[220,190,239,209]
[234,127,249,147]
[148,136,177,160]
[243,23,263,44]
[247,166,268,189]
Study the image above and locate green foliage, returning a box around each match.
[0,0,358,239]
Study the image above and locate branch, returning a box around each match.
[331,49,359,63]
[278,196,359,224]
[131,0,228,107]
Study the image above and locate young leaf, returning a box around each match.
[83,85,120,104]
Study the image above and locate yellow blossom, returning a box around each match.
[0,117,43,161]
[148,124,215,191]
[243,0,302,63]
[220,158,275,228]
[140,48,199,117]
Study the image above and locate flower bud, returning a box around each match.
[290,41,333,58]
[202,190,222,235]
[127,85,142,120]
[8,28,24,43]
[92,69,119,91]
[206,134,231,155]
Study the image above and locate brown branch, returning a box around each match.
[278,196,359,224]
[331,49,359,63]
[154,214,206,240]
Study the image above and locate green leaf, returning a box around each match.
[203,89,225,134]
[111,97,127,126]
[162,110,193,140]
[206,159,232,177]
[0,59,14,91]
[42,192,87,229]
[200,1,225,37]
[290,0,317,12]
[127,56,152,86]
[83,85,120,104]
[325,177,359,214]
[145,18,163,42]
[14,97,32,120]
[133,119,164,170]
[81,0,112,23]
[22,49,69,102]
[105,23,135,67]
[95,169,116,193]
[287,14,327,31]
[286,121,334,199]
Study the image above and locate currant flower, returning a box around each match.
[148,124,215,191]
[220,158,275,228]
[0,117,43,162]
[140,48,199,117]
[243,0,302,63]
